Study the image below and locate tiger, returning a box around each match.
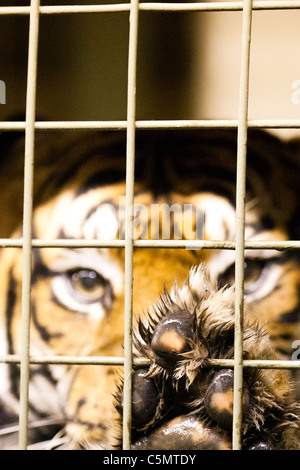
[0,127,299,450]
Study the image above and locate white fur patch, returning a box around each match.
[201,195,236,241]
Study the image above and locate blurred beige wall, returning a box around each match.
[189,5,300,139]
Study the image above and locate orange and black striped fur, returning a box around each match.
[0,128,299,449]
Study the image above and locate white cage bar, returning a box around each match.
[2,118,300,131]
[123,0,139,450]
[0,0,299,451]
[1,1,300,15]
[18,0,40,451]
[232,0,252,450]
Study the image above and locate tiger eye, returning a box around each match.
[244,259,264,285]
[218,259,265,291]
[71,269,105,301]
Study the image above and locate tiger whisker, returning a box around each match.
[0,415,65,437]
[27,434,69,450]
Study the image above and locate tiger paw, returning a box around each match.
[117,265,300,450]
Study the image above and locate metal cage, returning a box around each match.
[0,0,300,451]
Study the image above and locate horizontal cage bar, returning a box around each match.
[1,1,300,15]
[2,119,300,131]
[0,239,300,250]
[0,355,298,369]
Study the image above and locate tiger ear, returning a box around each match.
[0,113,54,174]
[286,137,300,240]
[0,113,25,163]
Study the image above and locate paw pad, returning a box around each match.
[131,415,231,450]
[248,441,273,450]
[204,369,249,430]
[131,369,159,428]
[151,311,194,369]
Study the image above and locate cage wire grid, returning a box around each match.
[0,0,300,451]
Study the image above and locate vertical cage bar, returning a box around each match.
[122,0,139,450]
[18,0,40,450]
[232,0,253,451]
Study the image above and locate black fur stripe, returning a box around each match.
[6,268,17,356]
[0,397,18,427]
[31,300,63,342]
[279,282,300,324]
[5,269,20,400]
[77,168,126,196]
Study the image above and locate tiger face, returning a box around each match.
[0,129,299,449]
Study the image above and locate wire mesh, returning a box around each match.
[0,0,299,451]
